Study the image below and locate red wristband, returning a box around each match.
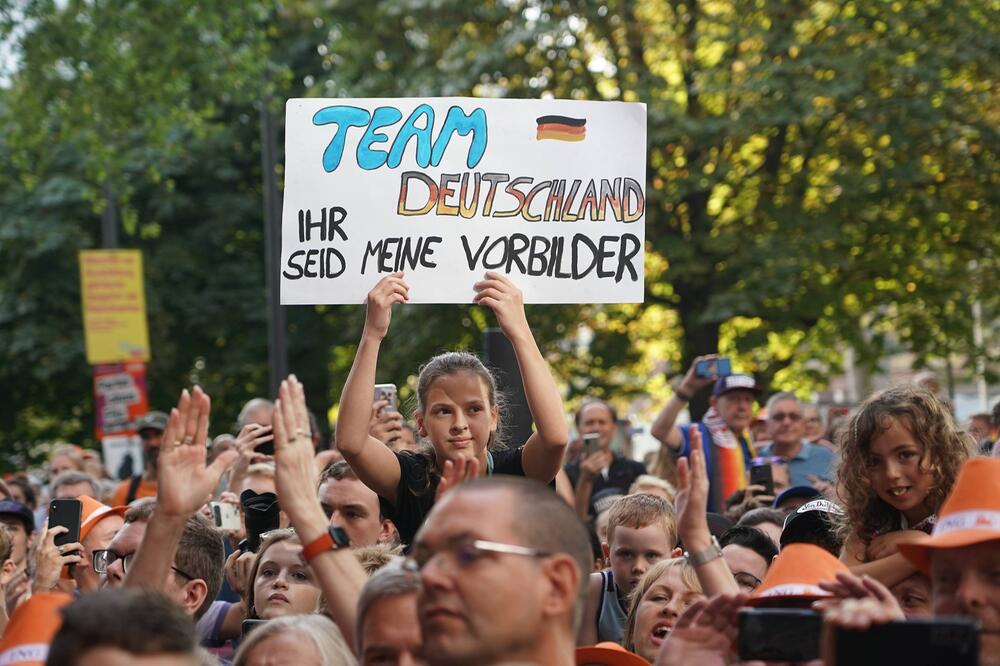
[301,527,351,564]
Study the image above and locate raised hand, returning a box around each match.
[435,456,481,503]
[814,571,905,619]
[369,400,404,446]
[157,386,239,518]
[273,375,326,539]
[655,593,748,666]
[364,272,409,340]
[235,423,274,461]
[676,425,711,545]
[32,524,84,593]
[578,448,613,480]
[678,354,723,397]
[472,271,530,342]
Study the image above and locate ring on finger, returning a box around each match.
[182,435,194,446]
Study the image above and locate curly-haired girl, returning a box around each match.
[837,386,973,586]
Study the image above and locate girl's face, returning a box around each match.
[252,541,321,620]
[867,418,935,522]
[632,566,704,662]
[417,372,498,463]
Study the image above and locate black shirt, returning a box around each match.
[379,447,528,546]
[565,455,647,518]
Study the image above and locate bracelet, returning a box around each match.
[684,535,723,568]
[301,527,351,564]
[674,387,693,402]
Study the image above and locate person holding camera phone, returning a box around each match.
[650,356,760,513]
[565,400,646,520]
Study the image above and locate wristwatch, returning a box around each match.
[684,535,723,568]
[301,526,351,564]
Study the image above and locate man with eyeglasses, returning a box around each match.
[99,498,224,621]
[407,475,592,666]
[718,525,777,594]
[756,392,835,489]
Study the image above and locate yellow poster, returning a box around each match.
[79,249,150,364]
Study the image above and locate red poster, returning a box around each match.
[93,363,148,440]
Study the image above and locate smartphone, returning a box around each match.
[833,617,978,665]
[374,383,398,412]
[749,463,775,496]
[48,498,82,549]
[582,432,600,456]
[210,502,241,531]
[738,608,822,662]
[695,357,731,378]
[241,619,267,638]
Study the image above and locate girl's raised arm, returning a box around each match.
[335,272,409,504]
[473,271,568,482]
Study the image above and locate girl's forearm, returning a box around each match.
[510,331,568,447]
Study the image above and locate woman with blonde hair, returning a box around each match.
[233,614,356,666]
[622,557,704,663]
[245,528,323,620]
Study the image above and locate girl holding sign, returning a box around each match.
[335,270,568,545]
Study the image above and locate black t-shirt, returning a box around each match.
[380,447,527,546]
[565,455,647,518]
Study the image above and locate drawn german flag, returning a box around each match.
[536,115,586,142]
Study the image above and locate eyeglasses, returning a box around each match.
[92,550,196,581]
[770,412,802,422]
[733,571,763,592]
[403,539,552,575]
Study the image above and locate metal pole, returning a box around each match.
[261,101,288,397]
[101,181,119,248]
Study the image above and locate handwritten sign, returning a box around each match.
[94,363,148,480]
[79,250,150,363]
[280,98,646,304]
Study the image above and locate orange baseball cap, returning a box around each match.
[899,457,1000,573]
[78,495,127,543]
[0,592,72,665]
[747,543,848,605]
[576,642,652,666]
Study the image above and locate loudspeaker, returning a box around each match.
[482,328,535,447]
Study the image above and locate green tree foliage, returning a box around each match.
[0,0,996,466]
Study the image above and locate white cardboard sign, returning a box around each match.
[280,97,646,304]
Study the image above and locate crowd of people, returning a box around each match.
[1,271,999,665]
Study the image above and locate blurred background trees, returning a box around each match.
[0,0,996,466]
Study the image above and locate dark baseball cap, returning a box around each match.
[0,501,35,534]
[772,485,822,510]
[135,411,168,433]
[712,374,761,397]
[592,488,625,515]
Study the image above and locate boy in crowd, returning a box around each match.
[578,493,679,645]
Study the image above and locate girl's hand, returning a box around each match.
[364,272,409,340]
[473,272,529,341]
[32,525,84,593]
[867,530,926,561]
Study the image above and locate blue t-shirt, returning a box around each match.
[757,440,836,487]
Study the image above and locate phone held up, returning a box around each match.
[749,463,775,497]
[582,432,601,457]
[695,356,732,379]
[210,502,241,531]
[48,498,82,549]
[374,383,398,413]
